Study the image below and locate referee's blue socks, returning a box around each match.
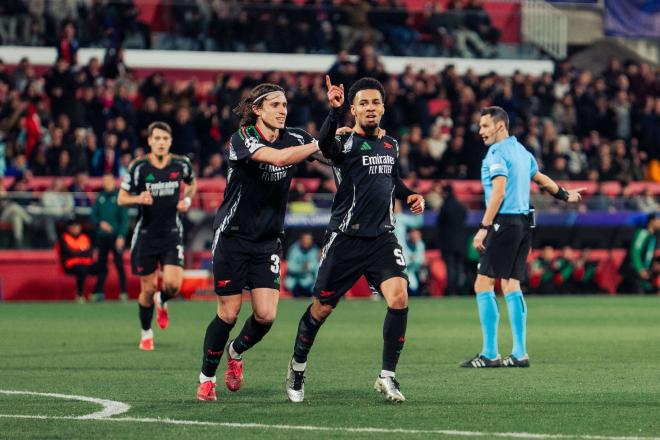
[476,291,499,359]
[505,291,527,359]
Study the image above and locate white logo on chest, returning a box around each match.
[362,154,395,175]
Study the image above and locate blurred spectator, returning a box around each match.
[439,134,468,179]
[0,183,32,248]
[284,233,319,298]
[91,132,120,177]
[546,156,569,181]
[634,187,660,213]
[56,21,79,66]
[41,177,74,245]
[201,152,226,178]
[619,213,659,294]
[435,184,467,296]
[552,246,577,294]
[529,246,556,294]
[404,228,427,296]
[91,174,128,302]
[55,218,94,303]
[573,249,599,294]
[586,183,615,212]
[68,172,92,207]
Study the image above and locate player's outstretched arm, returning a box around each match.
[118,188,153,206]
[250,141,320,167]
[532,171,585,203]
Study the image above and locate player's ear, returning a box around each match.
[350,104,356,118]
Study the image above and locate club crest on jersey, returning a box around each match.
[169,171,180,179]
[384,141,393,149]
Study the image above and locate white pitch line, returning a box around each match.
[0,389,659,440]
[0,390,130,419]
[1,414,659,440]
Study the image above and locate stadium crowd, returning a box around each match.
[0,0,503,57]
[1,46,658,185]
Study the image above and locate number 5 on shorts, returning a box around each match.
[394,248,406,266]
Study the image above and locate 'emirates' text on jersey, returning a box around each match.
[121,155,194,236]
[318,109,413,237]
[213,125,315,241]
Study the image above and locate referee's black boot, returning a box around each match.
[502,354,530,368]
[459,353,502,368]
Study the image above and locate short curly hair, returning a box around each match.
[347,77,385,105]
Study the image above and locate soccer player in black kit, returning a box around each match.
[285,76,425,403]
[118,121,197,351]
[196,83,322,402]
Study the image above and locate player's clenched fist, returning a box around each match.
[325,75,344,109]
[138,190,153,205]
[407,194,425,215]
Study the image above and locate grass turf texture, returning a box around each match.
[1,296,659,439]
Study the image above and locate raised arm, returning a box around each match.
[316,75,346,160]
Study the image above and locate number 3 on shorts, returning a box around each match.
[270,254,280,274]
[394,248,406,266]
[177,245,184,262]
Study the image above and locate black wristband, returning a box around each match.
[478,222,490,230]
[553,186,569,202]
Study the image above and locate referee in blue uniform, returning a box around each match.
[461,106,584,368]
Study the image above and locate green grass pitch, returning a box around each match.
[1,296,659,439]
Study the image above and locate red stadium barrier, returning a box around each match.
[0,247,648,301]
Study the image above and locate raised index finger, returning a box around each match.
[325,75,333,90]
[573,187,587,193]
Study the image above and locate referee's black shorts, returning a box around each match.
[477,214,531,281]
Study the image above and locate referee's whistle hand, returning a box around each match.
[567,187,586,203]
[473,229,487,253]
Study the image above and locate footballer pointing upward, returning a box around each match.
[285,76,425,403]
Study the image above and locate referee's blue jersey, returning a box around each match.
[481,136,538,215]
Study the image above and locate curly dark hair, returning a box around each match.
[233,83,285,126]
[347,77,385,105]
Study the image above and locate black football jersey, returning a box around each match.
[213,125,315,241]
[318,109,415,237]
[121,154,194,236]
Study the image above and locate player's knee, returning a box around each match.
[217,298,241,324]
[387,289,408,309]
[474,276,494,293]
[503,279,521,293]
[218,309,239,324]
[253,309,276,324]
[142,283,158,296]
[311,301,334,320]
[162,282,180,296]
